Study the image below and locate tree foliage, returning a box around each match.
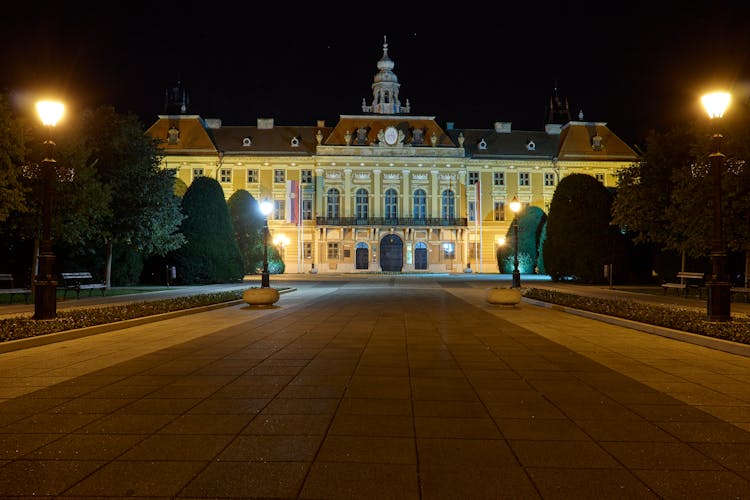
[0,94,30,223]
[612,106,750,259]
[544,173,623,282]
[227,189,264,274]
[496,205,546,274]
[173,176,244,283]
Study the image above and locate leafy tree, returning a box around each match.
[496,205,546,274]
[173,176,244,283]
[227,189,264,274]
[544,173,623,282]
[76,106,185,284]
[0,94,30,223]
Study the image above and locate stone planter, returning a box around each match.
[243,287,280,306]
[486,287,522,305]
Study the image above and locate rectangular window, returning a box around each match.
[468,171,479,185]
[494,201,505,221]
[493,172,505,186]
[303,242,312,259]
[220,168,232,183]
[273,199,285,220]
[274,169,286,183]
[468,201,476,222]
[302,199,312,220]
[327,242,339,259]
[595,173,605,183]
[544,172,555,186]
[192,168,204,179]
[519,172,530,186]
[247,169,258,183]
[442,242,455,260]
[300,169,313,183]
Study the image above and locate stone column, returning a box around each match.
[315,168,325,219]
[402,169,410,217]
[430,170,440,218]
[344,168,352,217]
[373,169,382,216]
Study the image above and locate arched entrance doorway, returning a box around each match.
[355,242,369,270]
[414,242,428,270]
[380,234,403,272]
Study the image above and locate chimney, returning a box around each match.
[445,122,454,130]
[317,119,326,127]
[494,122,512,133]
[257,118,274,129]
[204,118,222,129]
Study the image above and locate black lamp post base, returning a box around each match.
[261,272,270,288]
[33,281,57,320]
[511,270,521,289]
[707,281,731,322]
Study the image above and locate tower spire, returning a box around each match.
[361,37,410,115]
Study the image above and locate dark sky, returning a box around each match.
[3,2,750,147]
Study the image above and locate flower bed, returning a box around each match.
[0,290,244,343]
[523,288,750,345]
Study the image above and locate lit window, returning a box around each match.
[494,201,505,221]
[356,188,369,220]
[247,169,258,183]
[442,242,455,259]
[385,188,398,220]
[302,199,312,220]
[326,188,340,219]
[274,169,286,183]
[273,199,285,220]
[301,169,313,183]
[441,190,455,220]
[303,242,312,259]
[413,189,427,221]
[468,201,476,222]
[327,243,339,259]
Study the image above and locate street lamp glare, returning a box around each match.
[260,200,273,216]
[701,92,731,119]
[36,101,64,126]
[510,195,521,213]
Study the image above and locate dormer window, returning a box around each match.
[167,126,179,144]
[290,137,300,147]
[478,138,487,150]
[526,140,536,151]
[592,135,603,151]
[242,137,252,147]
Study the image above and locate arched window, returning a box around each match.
[326,188,340,219]
[355,188,369,220]
[413,189,426,221]
[441,189,455,220]
[385,188,398,220]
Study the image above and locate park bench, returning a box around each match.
[0,273,32,303]
[60,272,107,299]
[730,285,750,302]
[661,271,705,297]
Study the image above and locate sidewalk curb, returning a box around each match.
[0,288,296,355]
[523,297,750,358]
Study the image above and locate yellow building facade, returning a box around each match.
[146,40,638,274]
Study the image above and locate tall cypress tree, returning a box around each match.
[173,177,244,283]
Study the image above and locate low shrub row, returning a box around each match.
[0,290,244,343]
[523,287,750,345]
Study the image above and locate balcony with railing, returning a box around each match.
[315,217,467,227]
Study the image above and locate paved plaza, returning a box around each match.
[1,275,749,498]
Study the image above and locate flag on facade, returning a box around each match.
[286,180,300,224]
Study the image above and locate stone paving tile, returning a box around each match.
[157,413,252,435]
[494,417,592,440]
[416,437,518,466]
[526,468,659,499]
[299,462,419,499]
[633,469,750,498]
[218,434,322,461]
[23,433,144,460]
[510,440,620,468]
[0,459,106,496]
[65,460,207,497]
[317,435,416,464]
[419,464,541,499]
[241,414,333,435]
[600,441,723,470]
[75,413,176,434]
[414,416,502,439]
[118,434,232,461]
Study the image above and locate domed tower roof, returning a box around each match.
[362,36,410,115]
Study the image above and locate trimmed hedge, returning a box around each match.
[523,287,750,345]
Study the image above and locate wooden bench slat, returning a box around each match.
[60,272,106,299]
[0,274,32,303]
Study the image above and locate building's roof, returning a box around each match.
[211,125,326,156]
[452,128,558,159]
[557,121,638,161]
[145,115,217,153]
[324,115,455,147]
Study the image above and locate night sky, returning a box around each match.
[2,2,750,147]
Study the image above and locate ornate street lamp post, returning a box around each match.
[259,200,273,288]
[510,195,521,288]
[34,100,64,320]
[701,91,732,322]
